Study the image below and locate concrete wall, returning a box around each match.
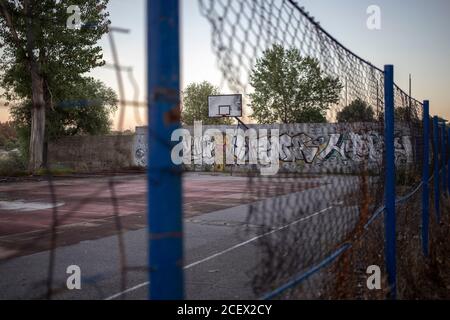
[134,126,148,167]
[48,123,415,174]
[180,122,413,173]
[48,134,136,172]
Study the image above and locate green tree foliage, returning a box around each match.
[0,0,110,100]
[182,81,232,125]
[0,0,111,171]
[0,121,18,149]
[249,44,342,124]
[337,98,375,123]
[10,77,117,141]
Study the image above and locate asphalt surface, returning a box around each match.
[0,173,362,300]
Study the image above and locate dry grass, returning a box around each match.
[398,197,450,299]
[329,183,449,300]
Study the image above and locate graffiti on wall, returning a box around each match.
[188,130,412,167]
[132,124,414,171]
[134,127,147,167]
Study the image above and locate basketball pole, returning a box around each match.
[235,116,249,130]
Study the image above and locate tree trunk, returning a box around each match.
[28,69,45,172]
[24,0,46,173]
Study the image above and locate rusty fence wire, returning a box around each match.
[0,0,448,300]
[198,0,447,299]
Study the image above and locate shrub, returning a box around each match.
[0,151,28,177]
[0,121,18,150]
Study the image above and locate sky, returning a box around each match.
[0,0,449,130]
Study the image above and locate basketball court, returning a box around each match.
[0,172,321,260]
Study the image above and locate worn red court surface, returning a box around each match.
[0,173,319,260]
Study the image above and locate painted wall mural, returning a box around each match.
[133,123,415,173]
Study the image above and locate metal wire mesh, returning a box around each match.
[198,0,430,299]
[198,0,385,119]
[42,26,146,299]
[0,0,447,301]
[393,85,425,299]
[0,13,148,298]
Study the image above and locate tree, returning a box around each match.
[182,81,233,126]
[0,121,17,149]
[249,44,342,124]
[337,98,375,123]
[0,0,110,172]
[10,77,117,142]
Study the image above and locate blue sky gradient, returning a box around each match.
[1,0,449,129]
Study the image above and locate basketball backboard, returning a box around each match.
[208,94,242,118]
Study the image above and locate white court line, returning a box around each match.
[104,206,333,300]
[0,214,144,240]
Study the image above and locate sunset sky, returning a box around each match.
[0,0,449,129]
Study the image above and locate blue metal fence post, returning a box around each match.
[147,0,184,299]
[433,116,440,223]
[422,101,430,257]
[384,65,397,299]
[442,124,448,196]
[448,127,450,195]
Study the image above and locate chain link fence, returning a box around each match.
[0,0,448,300]
[198,0,447,300]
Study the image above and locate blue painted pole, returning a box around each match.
[448,127,450,195]
[442,124,447,196]
[422,101,430,257]
[433,116,440,223]
[384,65,397,299]
[147,0,184,300]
